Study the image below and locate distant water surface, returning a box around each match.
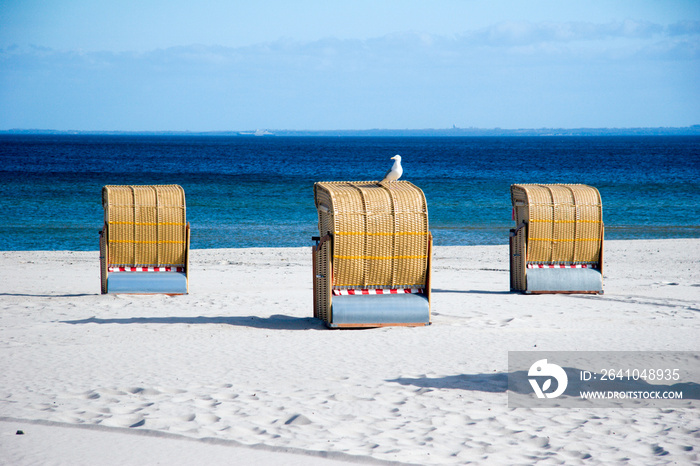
[0,135,698,250]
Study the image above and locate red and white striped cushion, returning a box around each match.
[108,266,184,272]
[527,264,596,269]
[333,288,424,296]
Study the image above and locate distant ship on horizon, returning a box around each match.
[238,129,274,136]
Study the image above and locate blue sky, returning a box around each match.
[1,0,699,131]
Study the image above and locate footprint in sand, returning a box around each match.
[109,405,143,415]
[97,388,128,396]
[527,435,550,448]
[124,387,161,396]
[212,391,239,400]
[330,393,359,402]
[159,387,188,395]
[197,413,221,424]
[100,414,145,428]
[82,391,100,400]
[652,445,670,456]
[285,413,312,426]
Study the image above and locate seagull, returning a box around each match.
[381,154,403,183]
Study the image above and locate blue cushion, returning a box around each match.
[107,273,188,294]
[331,293,430,326]
[526,267,602,293]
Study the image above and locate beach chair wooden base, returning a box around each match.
[328,322,430,329]
[312,232,432,329]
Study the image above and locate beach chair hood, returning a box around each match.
[100,185,190,294]
[510,183,604,294]
[312,181,432,327]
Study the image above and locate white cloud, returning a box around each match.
[665,20,700,36]
[3,19,696,68]
[1,19,698,130]
[458,20,668,47]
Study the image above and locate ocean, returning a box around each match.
[0,134,698,251]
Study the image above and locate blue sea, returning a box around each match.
[0,135,698,251]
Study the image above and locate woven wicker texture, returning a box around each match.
[511,184,602,264]
[313,237,332,323]
[103,185,187,267]
[509,227,527,291]
[314,181,429,289]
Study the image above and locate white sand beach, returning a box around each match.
[1,239,698,465]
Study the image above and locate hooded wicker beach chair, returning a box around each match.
[312,181,432,328]
[99,185,190,294]
[510,184,604,294]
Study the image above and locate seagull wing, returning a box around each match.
[382,167,394,181]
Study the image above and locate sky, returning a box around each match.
[1,0,699,131]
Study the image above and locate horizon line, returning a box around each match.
[2,125,700,137]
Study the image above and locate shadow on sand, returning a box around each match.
[389,367,700,400]
[0,293,97,298]
[431,289,512,295]
[61,314,326,331]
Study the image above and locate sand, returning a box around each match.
[1,239,698,465]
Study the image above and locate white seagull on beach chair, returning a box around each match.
[381,154,403,183]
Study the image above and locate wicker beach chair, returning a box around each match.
[99,185,190,294]
[510,184,604,294]
[312,181,432,328]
